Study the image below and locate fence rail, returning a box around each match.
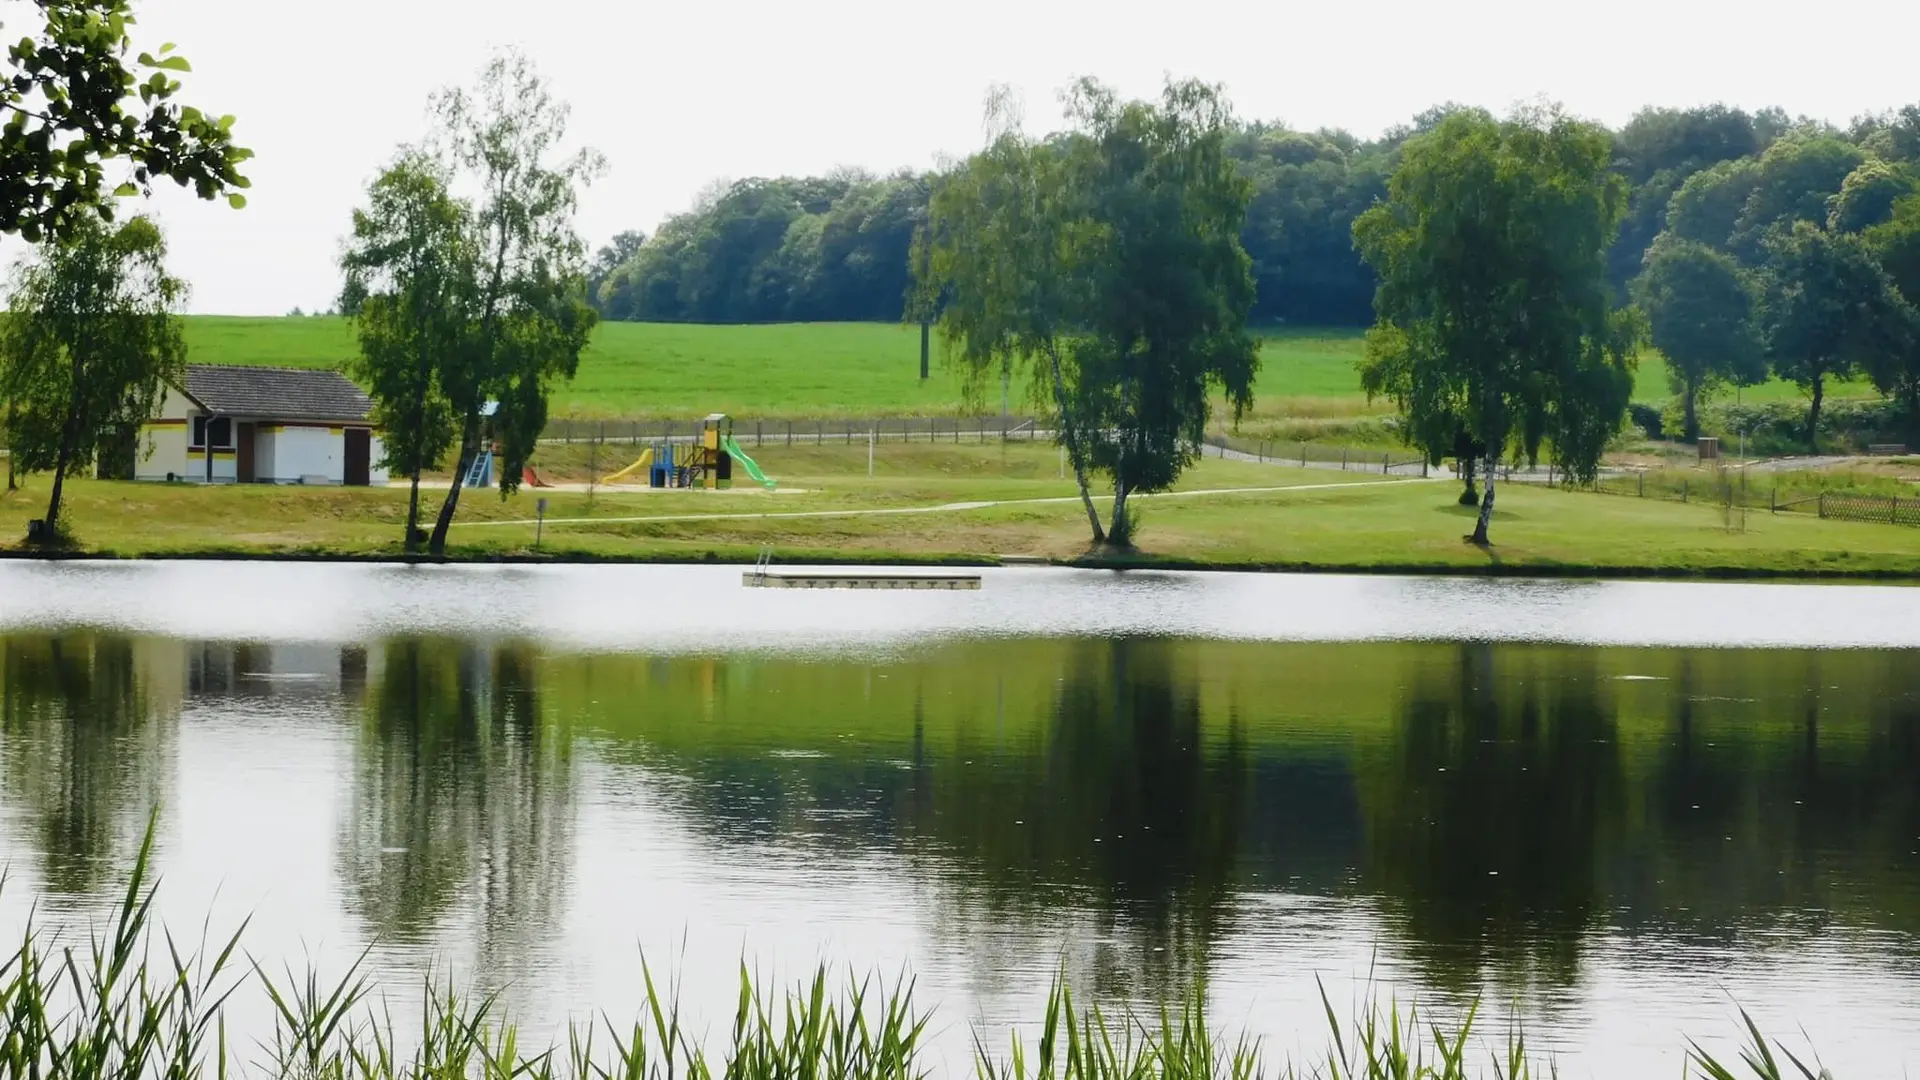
[1816,492,1920,526]
[541,416,1045,446]
[1580,468,1920,528]
[1205,433,1429,475]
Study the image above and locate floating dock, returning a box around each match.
[743,570,982,590]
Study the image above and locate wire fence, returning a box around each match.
[1581,468,1920,528]
[542,415,1045,446]
[1203,433,1431,475]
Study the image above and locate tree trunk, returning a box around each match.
[39,350,86,541]
[1683,377,1700,443]
[1109,479,1132,549]
[404,475,424,553]
[427,421,478,557]
[1044,342,1104,545]
[1469,450,1496,545]
[1806,372,1825,452]
[402,368,431,553]
[5,399,14,492]
[1457,453,1479,506]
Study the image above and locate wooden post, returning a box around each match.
[756,421,763,447]
[1300,442,1307,467]
[1382,453,1389,475]
[1819,492,1827,519]
[787,420,793,446]
[1341,448,1347,471]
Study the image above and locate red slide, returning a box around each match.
[522,465,553,488]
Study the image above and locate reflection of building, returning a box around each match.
[185,642,377,703]
[135,365,387,486]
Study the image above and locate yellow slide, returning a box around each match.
[602,448,652,485]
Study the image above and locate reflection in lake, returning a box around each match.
[0,623,1917,1073]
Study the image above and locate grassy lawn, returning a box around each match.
[184,316,1886,424]
[4,441,1915,575]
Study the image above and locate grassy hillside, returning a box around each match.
[181,316,1876,422]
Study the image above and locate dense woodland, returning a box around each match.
[590,102,1920,328]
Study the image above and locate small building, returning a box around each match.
[136,365,388,486]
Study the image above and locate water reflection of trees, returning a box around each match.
[925,639,1250,997]
[1631,650,1920,938]
[1353,643,1624,992]
[599,641,1920,998]
[0,634,172,895]
[336,639,574,975]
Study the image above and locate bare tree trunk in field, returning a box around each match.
[1109,479,1133,549]
[1683,377,1701,443]
[1469,449,1496,546]
[428,419,478,557]
[1045,342,1104,545]
[1458,453,1479,506]
[5,400,15,492]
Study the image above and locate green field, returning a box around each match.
[5,440,1916,575]
[181,317,1878,422]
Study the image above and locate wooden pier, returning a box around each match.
[742,570,982,590]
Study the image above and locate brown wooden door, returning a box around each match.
[235,422,256,483]
[344,428,371,486]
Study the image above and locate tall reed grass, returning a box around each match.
[0,817,1834,1080]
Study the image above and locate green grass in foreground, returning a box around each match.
[3,442,1917,575]
[0,815,1837,1080]
[182,316,1881,422]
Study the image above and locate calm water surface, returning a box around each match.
[0,562,1916,1076]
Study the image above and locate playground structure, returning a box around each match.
[602,413,776,490]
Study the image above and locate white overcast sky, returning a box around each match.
[15,0,1920,314]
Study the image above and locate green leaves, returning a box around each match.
[1,212,186,530]
[923,79,1258,544]
[1356,106,1637,532]
[2,0,250,242]
[1635,237,1764,438]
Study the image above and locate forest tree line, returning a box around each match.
[588,101,1920,329]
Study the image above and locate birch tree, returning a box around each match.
[422,52,602,557]
[1355,106,1639,546]
[340,151,468,552]
[0,213,184,541]
[921,80,1258,548]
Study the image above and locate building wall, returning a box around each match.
[134,386,196,481]
[134,423,189,481]
[254,426,277,480]
[368,433,389,486]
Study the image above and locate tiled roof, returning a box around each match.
[182,365,373,423]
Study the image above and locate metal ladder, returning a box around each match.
[462,449,493,488]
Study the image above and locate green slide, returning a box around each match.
[722,435,777,489]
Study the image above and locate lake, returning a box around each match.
[0,562,1916,1075]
